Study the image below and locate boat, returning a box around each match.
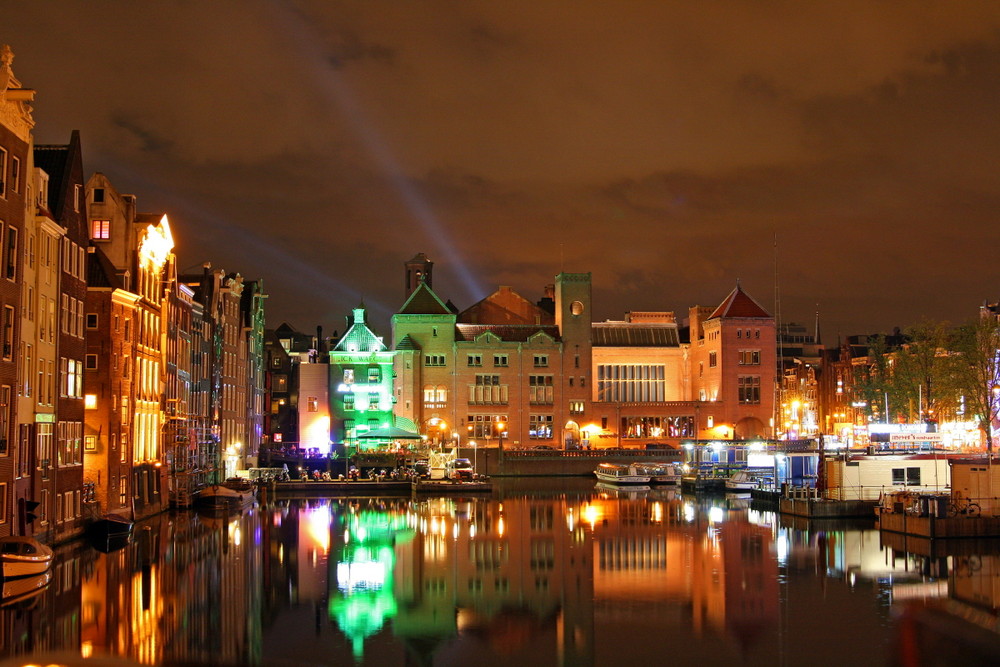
[1,570,51,607]
[88,513,133,540]
[195,478,257,510]
[594,463,652,485]
[635,462,682,484]
[0,536,54,579]
[726,469,767,492]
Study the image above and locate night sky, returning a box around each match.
[6,2,1000,339]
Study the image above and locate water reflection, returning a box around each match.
[1,484,998,665]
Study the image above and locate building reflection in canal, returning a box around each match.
[1,487,999,665]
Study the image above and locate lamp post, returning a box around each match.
[470,440,478,476]
[496,421,506,474]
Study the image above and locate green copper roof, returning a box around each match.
[334,308,387,353]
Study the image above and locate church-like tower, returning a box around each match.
[404,253,433,299]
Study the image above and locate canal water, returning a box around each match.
[1,478,997,666]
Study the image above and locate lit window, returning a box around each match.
[91,220,111,240]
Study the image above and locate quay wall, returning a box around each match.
[879,512,1000,538]
[779,498,877,518]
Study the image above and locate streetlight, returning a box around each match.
[438,421,448,449]
[470,440,478,476]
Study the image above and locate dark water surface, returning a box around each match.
[2,478,998,666]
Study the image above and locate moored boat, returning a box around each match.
[594,463,652,485]
[726,469,767,492]
[195,478,257,510]
[89,513,133,540]
[635,462,682,484]
[0,536,54,579]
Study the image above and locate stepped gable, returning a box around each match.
[397,281,452,315]
[455,324,560,342]
[592,322,680,346]
[708,283,771,319]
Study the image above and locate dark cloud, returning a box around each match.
[326,31,396,69]
[4,1,1000,337]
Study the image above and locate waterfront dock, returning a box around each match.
[272,479,493,497]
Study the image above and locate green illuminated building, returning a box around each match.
[329,305,395,449]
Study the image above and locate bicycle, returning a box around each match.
[947,495,981,517]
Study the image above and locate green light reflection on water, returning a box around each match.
[329,506,413,660]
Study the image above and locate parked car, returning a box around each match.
[445,458,475,480]
[410,460,431,478]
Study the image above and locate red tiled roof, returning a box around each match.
[708,284,771,319]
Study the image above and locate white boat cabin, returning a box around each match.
[823,455,950,501]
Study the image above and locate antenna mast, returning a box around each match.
[774,234,784,439]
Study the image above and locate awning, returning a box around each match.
[357,426,423,440]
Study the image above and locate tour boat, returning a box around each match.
[635,462,682,485]
[195,478,257,510]
[594,463,653,485]
[0,536,54,579]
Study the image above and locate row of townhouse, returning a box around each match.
[0,46,266,543]
[283,253,778,456]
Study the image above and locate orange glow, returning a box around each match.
[303,505,331,554]
[138,214,174,269]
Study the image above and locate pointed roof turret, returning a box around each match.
[708,283,771,319]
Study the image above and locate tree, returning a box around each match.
[853,334,908,423]
[894,320,952,423]
[947,314,1000,456]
